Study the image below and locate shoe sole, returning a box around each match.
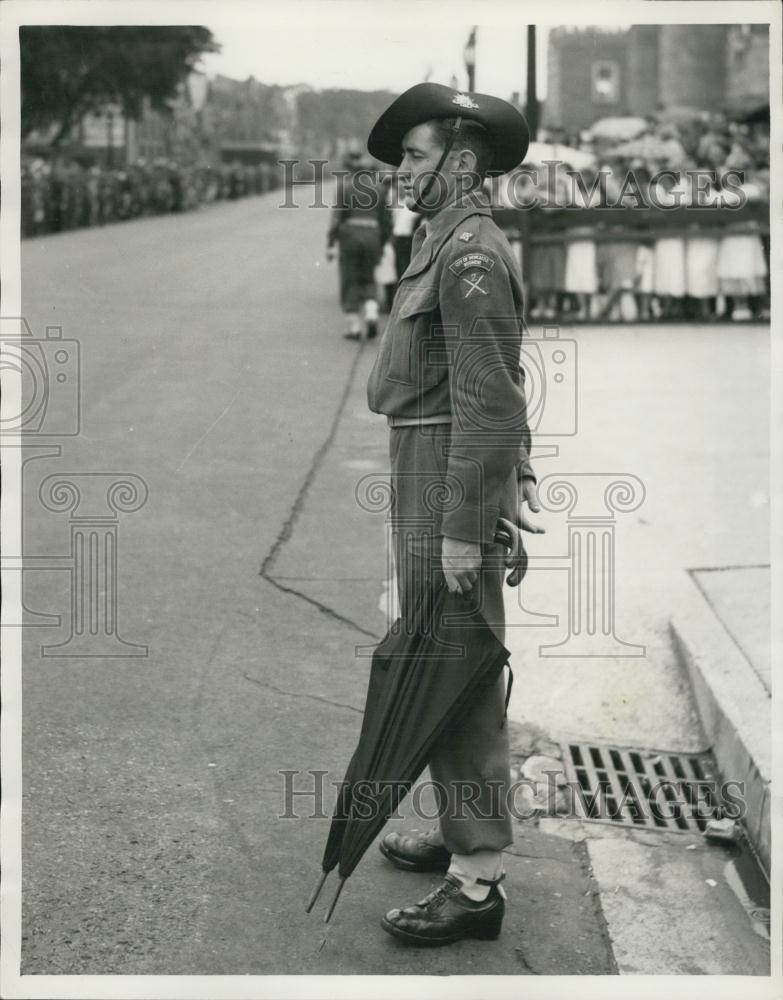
[378,841,450,873]
[380,915,502,946]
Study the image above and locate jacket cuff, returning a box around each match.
[440,502,500,545]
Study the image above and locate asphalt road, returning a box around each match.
[16,192,769,979]
[18,196,615,977]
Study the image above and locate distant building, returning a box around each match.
[545,27,630,133]
[544,24,770,131]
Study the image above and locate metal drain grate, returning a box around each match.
[561,742,720,833]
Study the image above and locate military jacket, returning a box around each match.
[367,192,534,544]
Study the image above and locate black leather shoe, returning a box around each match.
[381,874,505,946]
[379,831,451,873]
[343,331,362,341]
[366,320,379,340]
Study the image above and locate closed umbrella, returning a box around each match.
[306,568,513,922]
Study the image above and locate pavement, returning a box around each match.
[10,191,773,982]
[670,567,772,872]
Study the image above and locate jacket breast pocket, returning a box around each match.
[388,284,443,387]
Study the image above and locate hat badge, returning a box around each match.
[452,93,479,110]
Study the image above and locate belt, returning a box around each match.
[387,414,451,428]
[345,217,379,228]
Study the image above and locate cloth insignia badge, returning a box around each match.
[461,271,489,298]
[458,231,473,242]
[449,252,495,276]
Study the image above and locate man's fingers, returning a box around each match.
[522,478,541,512]
[444,570,477,593]
[517,510,546,534]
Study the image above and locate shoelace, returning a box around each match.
[418,879,462,911]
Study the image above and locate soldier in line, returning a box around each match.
[20,155,282,237]
[326,147,391,340]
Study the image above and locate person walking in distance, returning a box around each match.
[327,145,391,340]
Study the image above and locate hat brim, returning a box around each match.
[367,82,529,174]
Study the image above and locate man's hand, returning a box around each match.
[326,247,336,262]
[517,476,545,535]
[441,536,482,594]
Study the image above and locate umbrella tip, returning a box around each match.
[306,870,329,913]
[323,876,347,923]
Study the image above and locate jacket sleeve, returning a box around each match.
[517,366,536,482]
[438,242,528,544]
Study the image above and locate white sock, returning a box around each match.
[448,852,505,902]
[364,298,379,322]
[347,312,361,334]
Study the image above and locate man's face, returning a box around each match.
[398,122,457,213]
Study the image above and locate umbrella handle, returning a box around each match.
[306,870,329,913]
[493,526,514,551]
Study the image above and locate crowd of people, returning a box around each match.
[21,156,281,237]
[505,109,771,322]
[22,108,770,323]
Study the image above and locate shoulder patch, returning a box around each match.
[448,252,495,277]
[458,231,473,242]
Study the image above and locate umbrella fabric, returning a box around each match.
[654,105,705,126]
[588,116,648,141]
[312,580,510,914]
[526,141,595,171]
[610,134,670,161]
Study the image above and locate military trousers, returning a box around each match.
[338,226,381,313]
[389,424,515,857]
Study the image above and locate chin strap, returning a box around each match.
[411,116,462,213]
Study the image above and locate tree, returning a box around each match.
[20,26,219,145]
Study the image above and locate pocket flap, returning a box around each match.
[397,283,439,320]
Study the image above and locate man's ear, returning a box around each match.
[456,147,478,174]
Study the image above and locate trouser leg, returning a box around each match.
[389,427,515,895]
[392,528,512,876]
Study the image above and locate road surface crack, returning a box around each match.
[242,671,362,715]
[259,340,380,640]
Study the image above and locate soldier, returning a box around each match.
[327,146,391,340]
[365,83,542,946]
